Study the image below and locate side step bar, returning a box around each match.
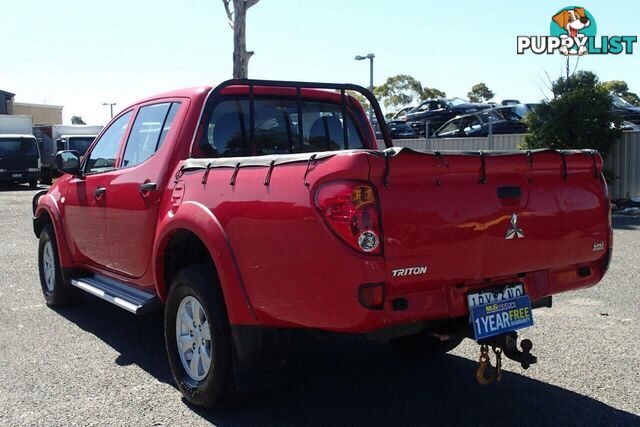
[70,275,160,315]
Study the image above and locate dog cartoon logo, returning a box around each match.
[549,6,597,55]
[552,7,591,54]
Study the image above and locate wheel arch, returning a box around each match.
[34,195,74,269]
[153,201,257,325]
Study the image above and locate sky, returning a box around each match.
[2,0,639,124]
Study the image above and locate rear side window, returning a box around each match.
[122,102,180,168]
[198,97,366,158]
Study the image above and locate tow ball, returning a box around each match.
[475,332,537,385]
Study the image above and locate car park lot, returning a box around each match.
[0,184,638,426]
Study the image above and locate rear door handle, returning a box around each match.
[94,187,106,199]
[139,182,157,193]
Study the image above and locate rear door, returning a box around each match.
[105,100,185,278]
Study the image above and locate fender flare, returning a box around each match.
[35,194,75,269]
[153,201,257,325]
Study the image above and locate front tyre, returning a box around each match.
[38,224,81,306]
[164,264,234,409]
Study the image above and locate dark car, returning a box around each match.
[433,107,528,138]
[371,119,418,140]
[387,120,418,139]
[405,98,491,136]
[612,95,640,124]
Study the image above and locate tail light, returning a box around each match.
[315,181,382,255]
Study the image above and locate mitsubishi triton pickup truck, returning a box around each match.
[32,79,612,408]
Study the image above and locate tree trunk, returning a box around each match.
[232,0,253,79]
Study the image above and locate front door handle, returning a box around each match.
[139,182,157,193]
[94,187,106,199]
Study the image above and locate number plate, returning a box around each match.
[12,173,22,178]
[467,283,533,340]
[467,283,524,308]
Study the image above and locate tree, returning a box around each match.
[523,71,621,158]
[467,83,494,103]
[345,90,370,113]
[421,87,446,100]
[71,116,86,125]
[221,0,260,79]
[602,80,640,106]
[374,74,445,113]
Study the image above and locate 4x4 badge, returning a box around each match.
[505,213,524,239]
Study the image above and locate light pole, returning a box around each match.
[102,102,117,119]
[354,53,375,121]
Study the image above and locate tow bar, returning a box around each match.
[475,332,537,385]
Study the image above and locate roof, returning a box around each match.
[0,90,15,98]
[129,84,355,112]
[0,134,36,139]
[13,102,63,109]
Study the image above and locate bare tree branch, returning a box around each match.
[221,0,234,28]
[245,0,260,9]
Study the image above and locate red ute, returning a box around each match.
[32,80,612,408]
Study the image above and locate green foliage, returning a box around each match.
[346,90,370,112]
[602,80,640,106]
[71,116,86,125]
[467,83,494,103]
[523,71,622,156]
[374,74,445,113]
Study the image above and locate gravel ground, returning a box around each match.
[0,184,638,426]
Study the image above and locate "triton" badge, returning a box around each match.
[392,266,428,277]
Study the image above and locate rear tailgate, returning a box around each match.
[370,148,610,311]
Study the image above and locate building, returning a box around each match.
[0,90,15,115]
[12,102,63,126]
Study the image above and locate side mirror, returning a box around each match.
[55,150,81,176]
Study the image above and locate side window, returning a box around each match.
[438,120,460,136]
[122,102,180,168]
[86,111,132,174]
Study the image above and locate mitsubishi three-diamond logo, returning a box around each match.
[505,213,524,239]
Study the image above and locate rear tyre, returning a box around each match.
[29,179,38,189]
[38,224,82,306]
[390,332,463,358]
[164,263,235,409]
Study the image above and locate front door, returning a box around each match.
[106,101,184,278]
[63,111,133,269]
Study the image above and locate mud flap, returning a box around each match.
[229,325,291,391]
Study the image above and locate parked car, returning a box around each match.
[386,120,418,139]
[0,115,40,187]
[372,118,417,140]
[33,79,612,409]
[611,95,640,124]
[405,98,490,135]
[433,107,528,138]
